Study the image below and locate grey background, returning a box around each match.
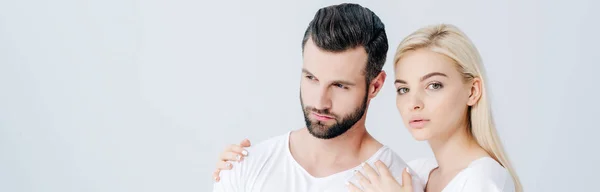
[1,0,598,191]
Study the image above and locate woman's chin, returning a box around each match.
[409,129,431,141]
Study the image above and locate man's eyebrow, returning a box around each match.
[302,68,314,76]
[332,80,355,86]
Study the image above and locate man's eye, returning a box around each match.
[334,83,347,89]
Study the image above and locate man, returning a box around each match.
[213,3,423,192]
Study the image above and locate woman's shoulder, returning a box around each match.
[457,157,515,192]
[463,157,511,179]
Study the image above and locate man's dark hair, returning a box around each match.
[301,3,388,83]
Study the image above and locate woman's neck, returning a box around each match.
[428,124,489,174]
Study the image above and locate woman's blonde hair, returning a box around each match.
[393,24,522,191]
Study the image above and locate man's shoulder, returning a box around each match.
[212,132,291,192]
[244,131,289,157]
[370,146,407,167]
[363,146,409,175]
[407,157,437,173]
[367,146,426,191]
[229,131,291,169]
[406,157,437,185]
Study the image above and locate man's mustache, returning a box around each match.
[304,106,338,119]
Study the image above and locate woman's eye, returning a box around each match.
[427,82,443,90]
[397,87,409,95]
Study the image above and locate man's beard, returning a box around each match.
[300,92,368,140]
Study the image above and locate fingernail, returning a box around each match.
[227,163,232,167]
[360,162,365,167]
[236,155,241,161]
[242,150,248,156]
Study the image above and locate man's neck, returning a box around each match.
[428,124,489,175]
[289,122,382,177]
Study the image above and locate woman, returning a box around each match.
[211,24,522,192]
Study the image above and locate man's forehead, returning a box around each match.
[302,42,368,81]
[302,60,365,81]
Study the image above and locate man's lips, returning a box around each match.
[311,112,334,121]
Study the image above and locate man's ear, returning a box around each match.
[368,71,386,98]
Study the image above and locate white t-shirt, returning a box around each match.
[407,157,515,192]
[213,132,424,192]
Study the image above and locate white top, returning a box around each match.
[407,157,515,192]
[213,131,424,192]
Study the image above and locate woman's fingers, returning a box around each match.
[401,167,413,191]
[360,162,380,183]
[213,169,221,182]
[239,139,252,148]
[219,151,244,164]
[354,170,372,189]
[213,140,251,183]
[216,159,233,170]
[347,181,363,192]
[374,160,392,178]
[221,145,248,161]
